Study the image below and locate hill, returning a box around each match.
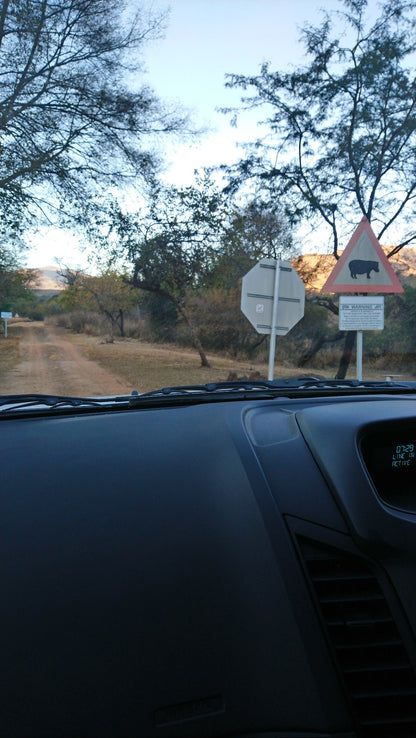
[28,266,64,297]
[28,250,416,299]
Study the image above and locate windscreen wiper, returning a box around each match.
[128,377,416,403]
[267,377,416,390]
[1,378,416,416]
[132,379,281,397]
[0,393,131,412]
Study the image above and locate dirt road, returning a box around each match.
[1,322,127,396]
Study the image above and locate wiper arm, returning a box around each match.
[0,393,127,412]
[134,380,279,398]
[132,376,416,398]
[127,377,416,405]
[269,377,416,390]
[2,378,415,415]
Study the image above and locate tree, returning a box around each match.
[224,0,416,254]
[0,245,38,314]
[0,0,188,233]
[205,199,296,290]
[200,199,296,357]
[223,0,416,376]
[97,178,227,366]
[59,267,137,338]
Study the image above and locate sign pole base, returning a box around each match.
[357,330,363,381]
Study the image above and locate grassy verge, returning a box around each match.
[0,325,24,382]
[65,332,416,389]
[64,334,273,392]
[62,331,373,391]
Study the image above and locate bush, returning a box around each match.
[184,288,264,357]
[138,293,178,342]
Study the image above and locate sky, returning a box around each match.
[25,0,355,268]
[144,0,342,185]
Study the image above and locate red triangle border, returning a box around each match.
[322,217,404,293]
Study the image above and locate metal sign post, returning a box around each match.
[1,311,12,337]
[268,259,282,381]
[356,330,363,381]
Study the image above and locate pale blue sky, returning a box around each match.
[144,0,344,183]
[145,0,335,114]
[27,0,377,266]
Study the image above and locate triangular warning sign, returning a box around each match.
[322,217,403,294]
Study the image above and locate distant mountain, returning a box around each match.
[28,266,64,296]
[293,247,416,292]
[28,250,416,299]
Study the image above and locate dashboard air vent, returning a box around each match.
[297,537,416,737]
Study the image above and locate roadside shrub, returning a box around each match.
[50,314,72,329]
[185,288,267,358]
[121,315,146,339]
[138,292,178,342]
[48,309,150,341]
[184,287,336,365]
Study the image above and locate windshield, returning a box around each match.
[1,0,416,398]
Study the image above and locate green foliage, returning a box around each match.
[289,300,334,349]
[103,177,227,299]
[0,0,187,229]
[205,200,296,289]
[364,286,416,364]
[58,268,138,337]
[90,176,229,365]
[186,288,262,356]
[224,0,416,256]
[138,292,178,342]
[39,293,68,318]
[185,286,333,362]
[0,260,37,315]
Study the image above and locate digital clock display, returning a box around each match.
[360,423,416,512]
[391,444,415,468]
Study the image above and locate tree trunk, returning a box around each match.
[119,309,125,337]
[335,332,356,379]
[297,334,326,367]
[297,330,344,368]
[247,334,267,357]
[175,300,210,368]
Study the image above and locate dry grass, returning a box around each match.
[0,325,24,382]
[62,331,402,392]
[3,322,415,394]
[65,333,272,392]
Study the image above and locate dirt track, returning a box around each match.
[1,322,127,396]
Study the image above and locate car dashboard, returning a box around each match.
[2,390,416,737]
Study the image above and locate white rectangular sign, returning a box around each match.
[1,311,12,319]
[339,296,384,331]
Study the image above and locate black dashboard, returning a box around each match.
[2,392,416,737]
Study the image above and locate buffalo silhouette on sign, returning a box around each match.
[348,259,379,280]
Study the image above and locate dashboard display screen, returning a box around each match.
[391,444,415,468]
[360,423,416,511]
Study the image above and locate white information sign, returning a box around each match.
[1,310,12,337]
[339,296,384,331]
